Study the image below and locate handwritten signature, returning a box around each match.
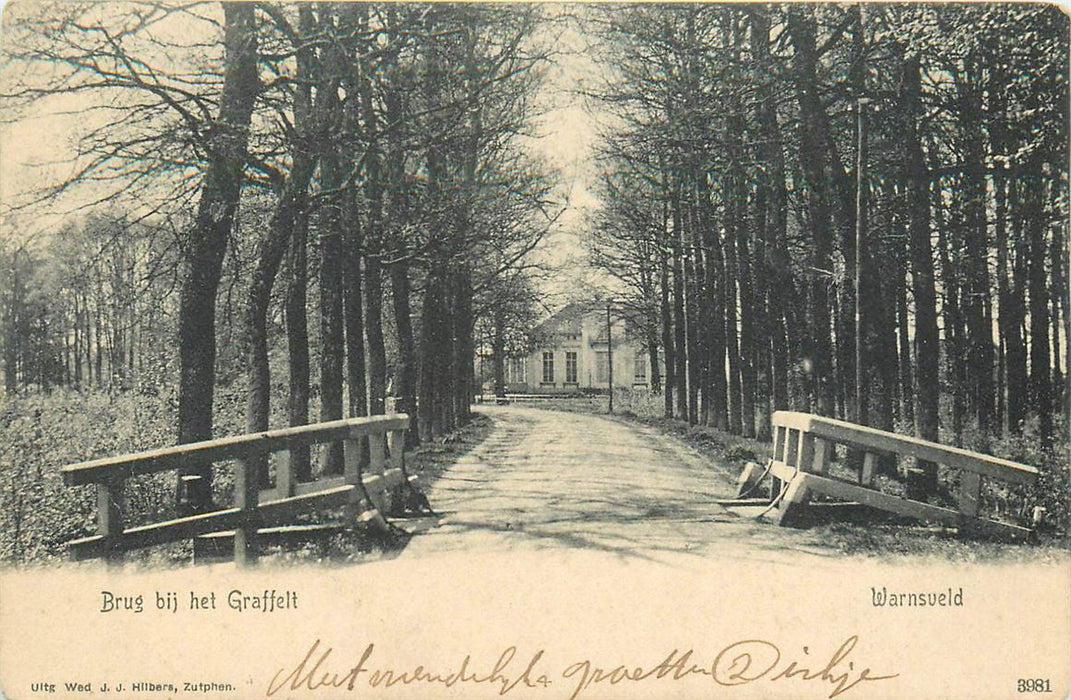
[266,635,898,699]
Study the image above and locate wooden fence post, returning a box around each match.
[798,433,816,473]
[368,432,388,511]
[386,429,403,471]
[957,472,983,518]
[860,452,878,487]
[234,454,260,566]
[98,476,125,567]
[343,435,368,522]
[774,425,787,464]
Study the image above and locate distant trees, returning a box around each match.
[586,4,1068,461]
[1,2,556,509]
[1,212,179,395]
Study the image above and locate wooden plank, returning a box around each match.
[735,462,766,498]
[343,436,365,522]
[343,438,362,483]
[261,475,348,503]
[257,485,356,525]
[69,508,245,561]
[772,411,1037,485]
[715,497,772,507]
[769,460,797,483]
[276,450,294,499]
[368,433,386,475]
[194,523,346,559]
[294,476,347,497]
[784,429,799,467]
[798,433,816,473]
[367,433,387,511]
[61,414,411,486]
[359,508,392,534]
[861,452,878,487]
[363,469,404,492]
[199,523,345,540]
[68,484,362,561]
[796,473,1031,538]
[774,425,787,464]
[386,429,404,470]
[812,438,832,475]
[773,478,811,526]
[958,472,983,518]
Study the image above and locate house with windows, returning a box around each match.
[499,302,653,394]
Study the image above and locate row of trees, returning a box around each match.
[2,2,557,511]
[585,4,1068,492]
[1,214,180,394]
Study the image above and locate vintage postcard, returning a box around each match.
[0,2,1068,699]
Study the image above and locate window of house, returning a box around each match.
[595,351,609,383]
[542,351,554,384]
[633,353,647,383]
[565,351,578,383]
[508,357,526,383]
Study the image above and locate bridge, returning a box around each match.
[59,405,1039,566]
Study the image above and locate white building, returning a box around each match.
[502,303,652,394]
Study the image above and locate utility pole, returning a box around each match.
[606,301,614,413]
[855,97,871,426]
[681,249,691,417]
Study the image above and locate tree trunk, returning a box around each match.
[725,183,743,436]
[697,173,727,430]
[245,14,316,484]
[342,209,367,421]
[895,233,914,426]
[1004,179,1030,433]
[958,57,995,435]
[492,306,506,398]
[391,261,418,445]
[1049,190,1066,422]
[318,148,346,475]
[244,163,311,487]
[902,52,939,496]
[751,7,789,417]
[357,12,387,419]
[788,6,835,417]
[287,206,312,481]
[671,179,688,421]
[453,269,474,423]
[364,256,387,415]
[1026,170,1053,449]
[176,3,258,512]
[659,192,676,419]
[418,269,447,441]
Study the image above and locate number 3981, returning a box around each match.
[1017,679,1052,693]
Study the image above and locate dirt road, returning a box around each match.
[402,405,843,566]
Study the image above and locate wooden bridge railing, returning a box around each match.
[61,414,412,565]
[755,411,1039,538]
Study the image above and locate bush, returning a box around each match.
[0,388,180,564]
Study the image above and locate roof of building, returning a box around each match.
[532,302,586,339]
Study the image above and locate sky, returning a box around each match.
[524,8,608,308]
[0,2,611,312]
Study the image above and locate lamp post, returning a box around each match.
[855,97,871,427]
[606,300,614,413]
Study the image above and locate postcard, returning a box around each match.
[1,2,1068,699]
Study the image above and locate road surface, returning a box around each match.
[402,404,841,566]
